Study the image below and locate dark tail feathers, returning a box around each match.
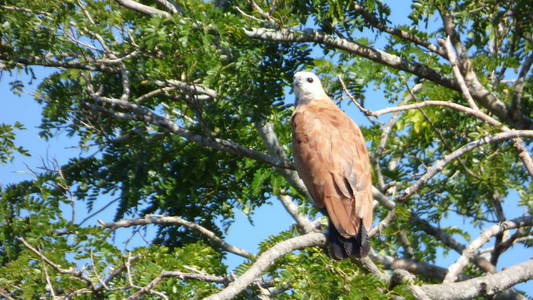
[326,220,369,260]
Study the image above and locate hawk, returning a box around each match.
[291,71,373,259]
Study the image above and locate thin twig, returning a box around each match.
[18,238,95,288]
[400,130,533,202]
[126,271,229,300]
[99,214,254,259]
[337,75,376,122]
[135,86,177,103]
[86,94,293,169]
[351,3,445,57]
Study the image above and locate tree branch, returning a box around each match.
[366,100,501,125]
[157,80,218,99]
[255,120,315,232]
[511,52,533,113]
[246,27,456,90]
[153,0,180,14]
[0,52,115,72]
[420,259,533,300]
[440,37,479,110]
[371,253,448,281]
[400,130,533,202]
[126,271,230,300]
[490,228,530,267]
[410,215,497,274]
[278,193,315,233]
[98,214,254,259]
[444,215,533,283]
[0,5,49,15]
[203,232,326,300]
[351,4,446,57]
[86,95,293,169]
[114,0,171,17]
[18,238,95,288]
[245,27,533,130]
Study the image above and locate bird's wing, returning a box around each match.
[292,102,373,237]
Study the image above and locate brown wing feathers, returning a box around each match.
[292,100,373,259]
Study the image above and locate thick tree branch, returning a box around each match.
[277,194,315,233]
[255,121,307,193]
[246,28,456,90]
[353,256,391,283]
[444,215,533,283]
[437,36,533,177]
[245,27,533,130]
[114,0,171,17]
[203,232,326,300]
[153,0,180,14]
[420,259,533,300]
[99,215,253,259]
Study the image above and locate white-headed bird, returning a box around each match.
[291,71,373,259]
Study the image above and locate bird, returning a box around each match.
[291,71,373,259]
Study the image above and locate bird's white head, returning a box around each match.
[293,71,328,104]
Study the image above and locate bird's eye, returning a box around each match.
[306,77,314,83]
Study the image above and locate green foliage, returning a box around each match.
[0,0,531,298]
[0,122,30,164]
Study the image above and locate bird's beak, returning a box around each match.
[293,79,302,87]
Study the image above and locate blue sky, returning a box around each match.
[1,1,531,296]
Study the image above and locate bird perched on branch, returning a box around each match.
[291,71,373,259]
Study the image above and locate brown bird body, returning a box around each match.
[291,72,373,259]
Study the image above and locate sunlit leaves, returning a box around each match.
[0,0,531,298]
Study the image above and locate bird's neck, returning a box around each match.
[295,95,335,108]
